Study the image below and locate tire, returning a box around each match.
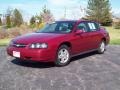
[97,41,106,54]
[55,45,71,67]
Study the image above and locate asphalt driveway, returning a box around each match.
[0,45,120,90]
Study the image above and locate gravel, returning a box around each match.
[0,45,120,90]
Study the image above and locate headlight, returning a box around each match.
[30,43,48,49]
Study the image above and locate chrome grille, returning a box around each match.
[13,43,27,48]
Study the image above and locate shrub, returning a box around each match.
[113,21,120,29]
[19,24,37,34]
[8,27,21,38]
[38,22,45,29]
[0,30,9,39]
[0,25,37,39]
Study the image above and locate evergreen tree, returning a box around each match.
[30,16,36,25]
[86,0,112,26]
[5,8,12,28]
[13,9,23,26]
[35,15,42,24]
[6,15,11,28]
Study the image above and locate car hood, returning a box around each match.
[13,33,65,44]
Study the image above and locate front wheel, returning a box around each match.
[97,41,106,54]
[55,45,70,67]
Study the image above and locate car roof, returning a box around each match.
[55,20,94,23]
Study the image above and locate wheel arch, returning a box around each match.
[58,41,72,49]
[102,37,107,45]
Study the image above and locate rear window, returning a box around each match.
[87,22,100,31]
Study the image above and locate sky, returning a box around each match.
[0,0,120,22]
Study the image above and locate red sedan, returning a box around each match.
[7,20,110,66]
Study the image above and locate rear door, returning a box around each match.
[86,22,102,49]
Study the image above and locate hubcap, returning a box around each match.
[100,42,105,52]
[58,48,69,64]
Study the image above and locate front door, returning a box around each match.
[72,22,93,54]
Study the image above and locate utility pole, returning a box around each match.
[64,7,66,19]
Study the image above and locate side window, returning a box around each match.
[57,23,73,33]
[87,22,99,32]
[59,23,69,31]
[77,22,88,32]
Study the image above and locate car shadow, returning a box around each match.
[11,59,55,68]
[71,51,97,62]
[11,51,97,68]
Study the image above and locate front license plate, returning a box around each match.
[13,51,20,58]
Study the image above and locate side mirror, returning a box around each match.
[75,30,84,35]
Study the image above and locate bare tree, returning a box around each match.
[40,5,55,24]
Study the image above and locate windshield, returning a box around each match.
[37,22,75,33]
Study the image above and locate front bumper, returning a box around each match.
[7,46,55,62]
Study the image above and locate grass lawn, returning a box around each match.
[105,27,120,45]
[0,38,12,46]
[0,27,120,46]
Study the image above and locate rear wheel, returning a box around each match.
[97,41,106,54]
[55,45,70,67]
